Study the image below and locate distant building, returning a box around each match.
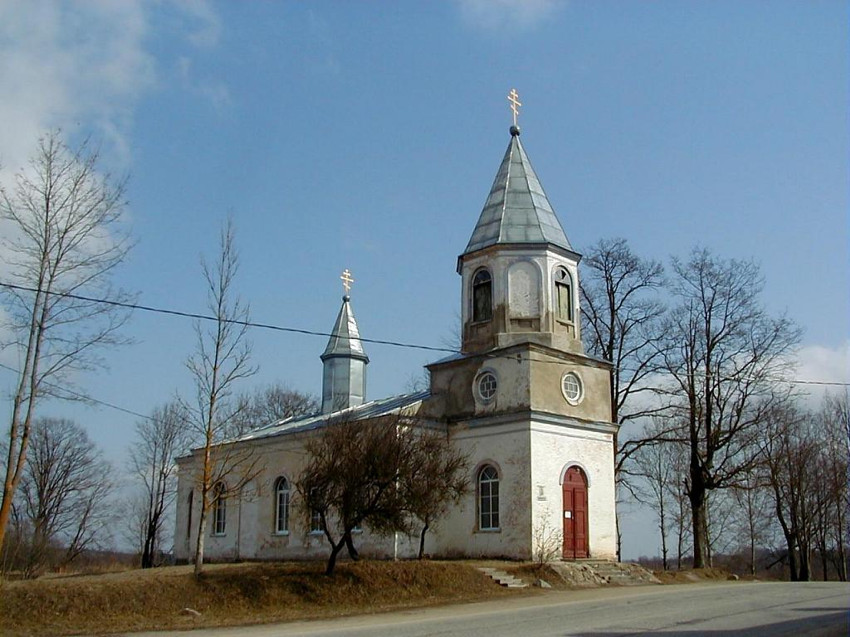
[174,120,618,563]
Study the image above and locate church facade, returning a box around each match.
[174,120,619,563]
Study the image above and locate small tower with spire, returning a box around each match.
[320,270,369,413]
[458,89,584,355]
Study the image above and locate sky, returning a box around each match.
[0,0,847,559]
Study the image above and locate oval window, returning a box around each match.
[561,372,583,405]
[476,371,498,402]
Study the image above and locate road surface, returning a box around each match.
[132,581,849,637]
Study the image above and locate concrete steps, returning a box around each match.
[478,567,529,588]
[576,560,660,586]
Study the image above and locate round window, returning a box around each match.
[561,372,583,405]
[476,371,498,402]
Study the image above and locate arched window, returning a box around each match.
[554,266,573,323]
[212,481,226,536]
[186,491,193,539]
[310,509,324,534]
[472,269,493,323]
[478,465,500,531]
[274,477,290,534]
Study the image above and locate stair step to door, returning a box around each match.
[478,567,529,588]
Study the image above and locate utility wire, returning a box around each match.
[0,280,846,424]
[0,361,152,421]
[0,281,457,354]
[2,280,847,387]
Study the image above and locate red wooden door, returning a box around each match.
[562,466,588,559]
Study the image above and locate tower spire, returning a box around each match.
[320,270,369,414]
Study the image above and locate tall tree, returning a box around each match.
[632,420,686,571]
[0,131,133,550]
[729,469,775,576]
[16,417,114,578]
[299,414,466,574]
[816,392,848,580]
[228,384,318,436]
[658,248,801,568]
[581,237,666,432]
[185,219,258,576]
[758,401,815,581]
[129,401,190,568]
[400,430,469,559]
[580,237,666,558]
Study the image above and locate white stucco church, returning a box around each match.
[174,105,619,563]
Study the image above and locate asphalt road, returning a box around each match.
[131,581,849,637]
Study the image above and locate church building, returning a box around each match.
[174,98,619,563]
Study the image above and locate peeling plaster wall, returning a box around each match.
[529,421,618,560]
[460,247,583,355]
[174,438,424,563]
[432,422,533,559]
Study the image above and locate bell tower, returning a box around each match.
[458,121,584,356]
[425,90,613,429]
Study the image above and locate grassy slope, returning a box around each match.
[0,561,515,636]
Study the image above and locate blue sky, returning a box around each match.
[0,1,847,558]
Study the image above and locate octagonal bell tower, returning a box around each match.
[458,124,584,356]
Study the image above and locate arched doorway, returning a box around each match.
[562,466,588,559]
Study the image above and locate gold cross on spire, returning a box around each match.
[340,269,354,295]
[507,88,522,127]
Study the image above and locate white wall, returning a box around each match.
[529,421,618,560]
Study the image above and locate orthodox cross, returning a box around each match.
[340,269,354,294]
[507,88,522,127]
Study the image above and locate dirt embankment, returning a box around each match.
[0,560,741,636]
[0,561,512,636]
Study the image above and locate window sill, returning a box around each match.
[273,530,290,536]
[476,528,501,533]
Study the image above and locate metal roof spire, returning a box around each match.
[460,91,572,264]
[321,270,369,414]
[322,270,368,362]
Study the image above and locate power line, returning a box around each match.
[1,280,846,425]
[0,361,152,421]
[0,281,457,354]
[3,280,847,386]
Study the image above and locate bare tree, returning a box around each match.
[185,219,258,576]
[229,384,318,436]
[299,414,460,575]
[581,237,666,431]
[658,248,801,568]
[758,401,816,581]
[400,429,469,559]
[129,401,190,568]
[580,238,666,559]
[0,131,133,549]
[632,420,685,571]
[812,392,848,581]
[729,469,775,576]
[15,417,114,577]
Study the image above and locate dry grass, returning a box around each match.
[652,567,734,584]
[0,560,515,636]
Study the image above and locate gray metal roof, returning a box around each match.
[321,295,369,362]
[462,128,571,257]
[234,390,431,443]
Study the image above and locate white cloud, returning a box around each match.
[176,56,231,112]
[0,0,226,178]
[179,0,222,48]
[794,341,850,404]
[0,1,156,175]
[456,0,560,32]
